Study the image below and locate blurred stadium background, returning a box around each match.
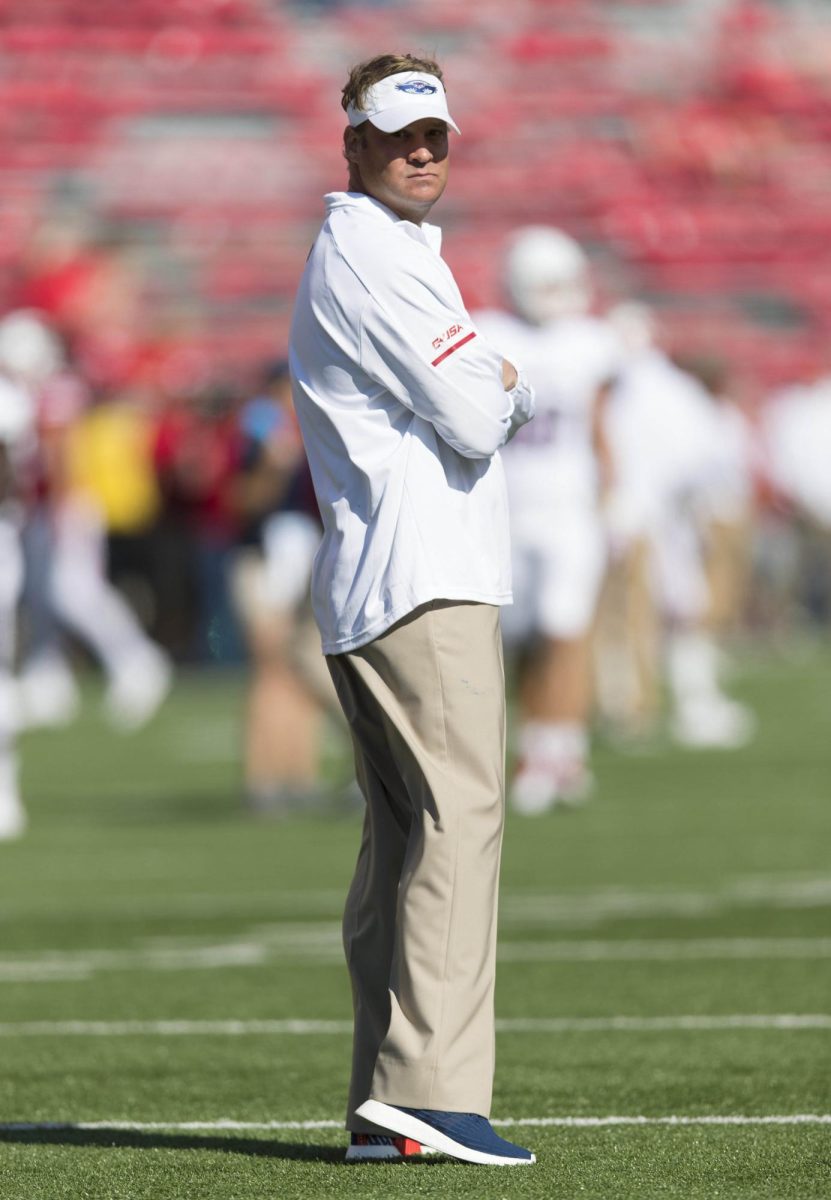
[1,2,831,1196]
[1,0,830,661]
[3,0,831,383]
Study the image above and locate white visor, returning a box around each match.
[347,71,460,135]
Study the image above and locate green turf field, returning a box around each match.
[1,645,830,1198]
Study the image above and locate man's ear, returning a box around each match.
[343,127,357,163]
[343,126,361,164]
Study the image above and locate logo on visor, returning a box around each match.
[395,80,438,95]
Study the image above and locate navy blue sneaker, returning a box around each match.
[355,1100,535,1165]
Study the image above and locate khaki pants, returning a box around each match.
[327,600,506,1130]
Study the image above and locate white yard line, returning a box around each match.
[0,1014,828,1037]
[498,937,831,961]
[3,872,830,925]
[1,1115,829,1133]
[497,1015,831,1032]
[499,1115,831,1128]
[500,876,831,926]
[4,934,831,982]
[0,1019,351,1037]
[0,942,271,982]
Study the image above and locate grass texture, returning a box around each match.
[0,643,830,1198]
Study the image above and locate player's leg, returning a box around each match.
[512,514,607,813]
[48,497,171,728]
[0,511,26,839]
[653,515,754,747]
[593,535,661,741]
[261,511,348,779]
[704,514,752,637]
[291,601,344,723]
[243,613,322,806]
[626,536,662,733]
[17,507,80,728]
[521,632,593,721]
[230,545,323,811]
[515,635,593,798]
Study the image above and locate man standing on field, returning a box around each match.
[289,53,536,1167]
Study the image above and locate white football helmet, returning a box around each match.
[0,309,64,386]
[504,226,591,325]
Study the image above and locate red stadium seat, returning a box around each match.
[1,0,830,396]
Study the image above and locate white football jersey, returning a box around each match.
[762,379,831,526]
[0,377,36,503]
[703,402,755,521]
[473,311,623,520]
[608,350,722,533]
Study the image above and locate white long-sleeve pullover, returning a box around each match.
[289,191,534,654]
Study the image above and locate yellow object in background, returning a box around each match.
[66,401,160,534]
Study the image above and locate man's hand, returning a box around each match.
[501,358,518,392]
[506,370,535,441]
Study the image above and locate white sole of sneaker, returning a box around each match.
[345,1143,406,1161]
[355,1100,536,1166]
[345,1141,439,1161]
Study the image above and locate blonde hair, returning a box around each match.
[341,53,444,115]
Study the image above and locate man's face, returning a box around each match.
[344,117,450,224]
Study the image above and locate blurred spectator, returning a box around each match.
[152,383,245,662]
[229,360,344,814]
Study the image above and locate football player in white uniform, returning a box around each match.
[677,353,756,643]
[0,369,34,839]
[0,311,171,731]
[762,372,831,530]
[760,372,831,625]
[604,305,755,748]
[476,228,623,813]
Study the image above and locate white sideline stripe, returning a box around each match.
[2,1115,830,1133]
[0,1014,828,1037]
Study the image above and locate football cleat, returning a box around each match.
[105,647,172,732]
[510,760,561,815]
[510,757,591,816]
[672,698,756,749]
[0,754,26,842]
[0,789,26,841]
